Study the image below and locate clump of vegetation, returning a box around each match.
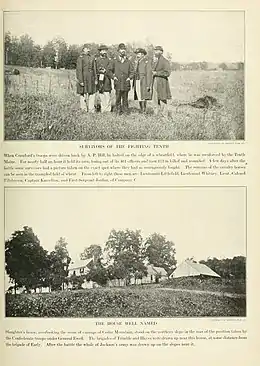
[6,287,246,318]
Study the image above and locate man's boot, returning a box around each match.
[139,101,143,113]
[143,101,147,113]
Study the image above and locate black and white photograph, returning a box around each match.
[4,11,244,141]
[5,187,246,317]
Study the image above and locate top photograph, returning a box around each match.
[4,11,244,141]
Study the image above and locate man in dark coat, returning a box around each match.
[133,48,153,113]
[95,44,113,112]
[151,45,172,116]
[76,44,96,112]
[110,43,135,114]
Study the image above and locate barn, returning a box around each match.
[169,259,220,279]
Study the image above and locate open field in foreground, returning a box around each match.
[4,66,244,140]
[6,286,246,317]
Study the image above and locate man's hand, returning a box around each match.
[114,76,118,81]
[152,71,157,76]
[80,82,84,86]
[126,77,130,81]
[95,80,98,85]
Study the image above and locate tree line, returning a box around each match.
[4,32,244,71]
[5,226,177,293]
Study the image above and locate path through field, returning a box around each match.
[157,287,245,299]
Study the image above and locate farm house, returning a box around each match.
[169,259,220,279]
[65,258,98,290]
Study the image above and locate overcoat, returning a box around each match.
[95,56,113,93]
[76,54,96,95]
[133,57,153,100]
[152,55,172,100]
[110,56,135,91]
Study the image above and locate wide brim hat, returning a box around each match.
[135,48,147,55]
[154,45,164,52]
[118,43,126,50]
[98,44,108,51]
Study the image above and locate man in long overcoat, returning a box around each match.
[76,44,96,112]
[95,44,113,112]
[151,45,172,116]
[133,48,153,113]
[110,43,135,114]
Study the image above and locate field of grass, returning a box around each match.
[4,66,244,140]
[6,286,246,318]
[161,277,246,295]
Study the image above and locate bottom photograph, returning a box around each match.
[4,187,246,318]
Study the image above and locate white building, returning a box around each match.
[169,259,220,279]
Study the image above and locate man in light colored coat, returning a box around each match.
[151,45,172,116]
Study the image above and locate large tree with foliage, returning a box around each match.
[47,237,71,291]
[5,226,49,293]
[199,256,246,279]
[80,244,102,264]
[144,233,177,275]
[104,229,147,283]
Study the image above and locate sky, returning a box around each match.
[5,187,246,267]
[4,11,244,62]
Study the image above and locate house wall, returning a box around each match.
[68,266,89,277]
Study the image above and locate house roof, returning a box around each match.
[170,259,220,278]
[146,265,167,276]
[68,258,93,271]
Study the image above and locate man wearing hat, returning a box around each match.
[151,45,172,116]
[95,44,113,112]
[76,44,96,112]
[133,48,152,113]
[110,43,135,114]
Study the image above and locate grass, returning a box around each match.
[4,66,244,140]
[161,277,246,294]
[6,286,246,318]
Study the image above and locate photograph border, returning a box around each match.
[4,185,247,319]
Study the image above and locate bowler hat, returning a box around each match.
[98,44,108,51]
[154,45,164,52]
[118,43,126,50]
[135,48,147,55]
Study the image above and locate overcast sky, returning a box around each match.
[4,11,244,62]
[5,187,246,267]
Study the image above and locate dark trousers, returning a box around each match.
[115,90,129,113]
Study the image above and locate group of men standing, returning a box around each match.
[76,42,172,116]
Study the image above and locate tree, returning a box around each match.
[5,226,49,293]
[86,265,108,286]
[80,244,102,264]
[145,233,177,275]
[42,41,56,68]
[47,237,71,291]
[69,274,85,290]
[104,229,147,283]
[199,256,246,279]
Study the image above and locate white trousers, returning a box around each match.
[135,80,144,101]
[80,93,95,113]
[99,91,111,112]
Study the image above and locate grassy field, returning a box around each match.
[4,66,244,140]
[6,286,246,317]
[161,277,246,294]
